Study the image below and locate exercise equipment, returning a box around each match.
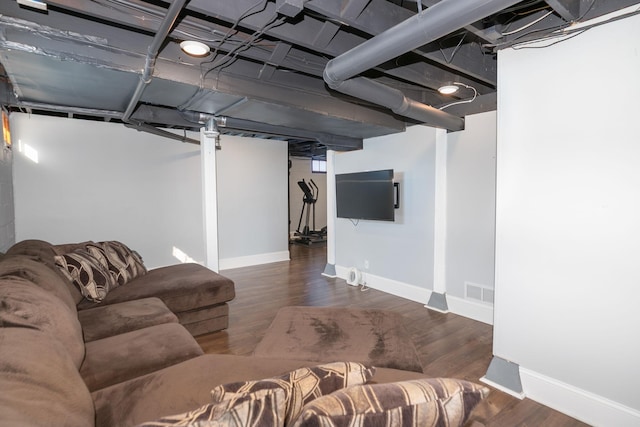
[293,179,326,245]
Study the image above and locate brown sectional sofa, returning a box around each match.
[4,239,235,335]
[0,239,488,426]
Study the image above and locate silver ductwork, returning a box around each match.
[121,0,188,123]
[323,0,523,131]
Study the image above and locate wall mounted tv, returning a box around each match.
[336,169,397,221]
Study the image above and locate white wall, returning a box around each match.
[494,13,640,425]
[0,145,14,252]
[330,117,498,317]
[11,114,289,270]
[334,125,437,302]
[12,114,204,268]
[446,112,497,308]
[217,136,289,269]
[289,157,327,234]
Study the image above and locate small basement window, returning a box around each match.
[312,159,326,173]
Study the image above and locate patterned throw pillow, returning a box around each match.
[136,388,286,427]
[211,362,375,425]
[94,241,147,285]
[54,249,116,302]
[290,378,490,427]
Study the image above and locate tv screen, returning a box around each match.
[336,169,395,221]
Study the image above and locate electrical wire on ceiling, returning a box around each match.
[98,0,269,53]
[438,83,477,110]
[483,0,609,51]
[205,0,269,65]
[438,31,467,64]
[205,16,287,76]
[499,10,554,36]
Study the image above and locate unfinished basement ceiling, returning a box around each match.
[0,0,637,157]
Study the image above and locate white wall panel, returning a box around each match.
[11,114,289,270]
[494,13,640,421]
[446,112,497,302]
[216,135,289,266]
[12,114,203,268]
[334,125,437,291]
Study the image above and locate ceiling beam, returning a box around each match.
[34,0,327,78]
[305,0,497,85]
[187,0,496,89]
[134,104,363,150]
[340,0,371,21]
[545,0,581,21]
[35,0,494,95]
[0,8,405,132]
[419,0,502,43]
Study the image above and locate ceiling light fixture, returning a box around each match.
[180,40,210,57]
[437,84,460,95]
[438,82,478,110]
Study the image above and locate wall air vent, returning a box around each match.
[465,282,494,304]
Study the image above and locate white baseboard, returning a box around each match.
[220,251,290,270]
[335,265,431,304]
[446,295,494,325]
[520,368,640,427]
[335,265,494,325]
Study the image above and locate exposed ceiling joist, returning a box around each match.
[546,0,582,21]
[1,0,638,157]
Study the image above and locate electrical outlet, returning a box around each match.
[364,260,369,269]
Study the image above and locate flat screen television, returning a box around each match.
[336,169,396,221]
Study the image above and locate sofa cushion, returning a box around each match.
[0,275,85,368]
[86,241,147,286]
[92,354,428,427]
[0,254,77,311]
[0,328,95,427]
[78,297,178,342]
[6,239,84,304]
[136,388,287,427]
[78,263,235,313]
[81,322,204,391]
[211,361,375,425]
[55,249,116,302]
[5,239,59,269]
[290,378,490,427]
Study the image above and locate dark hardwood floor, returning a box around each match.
[196,243,589,426]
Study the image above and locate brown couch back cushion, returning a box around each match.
[0,328,95,427]
[0,276,85,368]
[0,255,77,311]
[6,239,84,304]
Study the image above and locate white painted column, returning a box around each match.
[322,150,336,277]
[201,129,219,272]
[426,128,449,311]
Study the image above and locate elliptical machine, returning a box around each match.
[294,179,326,245]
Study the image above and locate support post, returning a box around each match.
[322,150,337,277]
[426,129,449,311]
[201,128,220,272]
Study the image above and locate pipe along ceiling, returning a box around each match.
[110,0,520,139]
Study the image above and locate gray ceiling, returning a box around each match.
[0,0,636,157]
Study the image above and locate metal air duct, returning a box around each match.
[323,0,523,131]
[122,0,188,123]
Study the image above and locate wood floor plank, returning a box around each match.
[196,243,589,426]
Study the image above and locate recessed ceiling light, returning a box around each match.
[438,84,460,95]
[180,40,210,57]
